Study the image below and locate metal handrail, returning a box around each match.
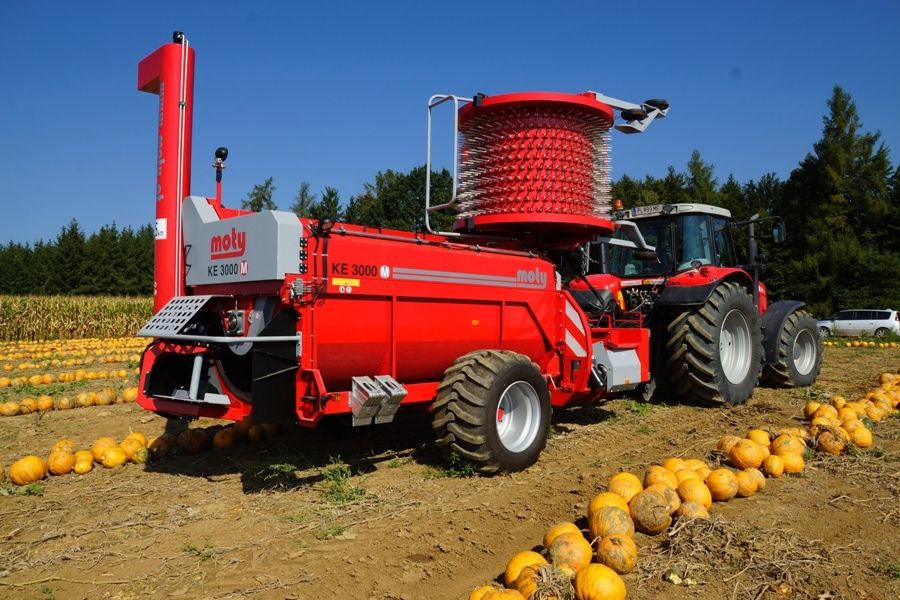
[424,94,471,235]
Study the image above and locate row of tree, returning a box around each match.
[0,223,154,296]
[1,86,897,316]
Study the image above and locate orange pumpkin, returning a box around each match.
[53,396,74,410]
[770,434,805,456]
[504,550,547,587]
[729,439,766,470]
[746,429,770,446]
[816,430,845,456]
[607,472,642,503]
[716,434,741,454]
[247,425,264,443]
[544,522,582,550]
[47,451,76,476]
[628,488,672,535]
[51,439,78,454]
[675,500,709,520]
[0,401,20,416]
[102,446,127,468]
[778,452,805,474]
[149,433,177,458]
[125,431,148,446]
[643,465,678,489]
[676,478,712,508]
[73,460,93,475]
[683,458,709,472]
[515,563,572,599]
[694,465,713,481]
[573,564,627,600]
[674,468,700,484]
[588,492,630,518]
[851,426,872,448]
[90,437,118,462]
[468,585,500,600]
[762,455,784,478]
[661,457,686,473]
[588,505,634,541]
[121,387,139,403]
[485,590,526,600]
[36,395,54,412]
[74,450,93,463]
[734,470,758,498]
[549,531,593,573]
[595,534,637,575]
[213,426,238,450]
[645,482,681,514]
[705,468,738,502]
[10,455,47,485]
[746,467,766,491]
[177,429,207,454]
[120,438,145,463]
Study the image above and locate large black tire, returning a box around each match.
[762,310,823,388]
[431,350,551,474]
[666,282,763,406]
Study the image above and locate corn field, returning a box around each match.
[0,295,152,341]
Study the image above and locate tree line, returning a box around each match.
[1,86,897,317]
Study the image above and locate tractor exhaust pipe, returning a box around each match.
[138,31,195,313]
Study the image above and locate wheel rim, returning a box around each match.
[720,309,752,384]
[792,329,817,376]
[495,381,541,453]
[818,327,830,338]
[874,329,887,338]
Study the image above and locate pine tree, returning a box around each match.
[290,181,316,218]
[241,177,277,212]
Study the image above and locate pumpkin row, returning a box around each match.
[0,417,281,486]
[823,340,900,349]
[0,386,140,416]
[469,369,899,600]
[0,337,147,362]
[0,367,138,390]
[1,353,141,373]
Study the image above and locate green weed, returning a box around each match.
[321,458,365,504]
[182,542,215,561]
[424,452,476,479]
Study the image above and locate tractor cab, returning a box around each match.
[594,203,738,278]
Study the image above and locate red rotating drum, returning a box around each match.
[456,92,615,237]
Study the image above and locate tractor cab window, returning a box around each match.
[712,216,737,267]
[675,214,713,271]
[605,217,673,277]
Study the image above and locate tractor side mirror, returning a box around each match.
[772,221,787,243]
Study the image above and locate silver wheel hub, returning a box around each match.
[720,309,752,384]
[792,329,817,375]
[495,381,541,453]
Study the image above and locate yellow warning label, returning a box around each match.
[332,278,360,287]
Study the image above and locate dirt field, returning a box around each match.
[1,346,898,600]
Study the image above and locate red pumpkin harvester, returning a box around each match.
[134,32,821,473]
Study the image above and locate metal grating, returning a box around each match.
[137,295,213,337]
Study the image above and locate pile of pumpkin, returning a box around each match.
[0,416,280,487]
[468,370,899,600]
[0,386,140,416]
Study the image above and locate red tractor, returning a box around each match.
[133,33,820,474]
[576,203,823,405]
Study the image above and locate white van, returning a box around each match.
[817,309,900,338]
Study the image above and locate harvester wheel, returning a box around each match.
[432,350,550,474]
[666,282,762,406]
[762,310,823,387]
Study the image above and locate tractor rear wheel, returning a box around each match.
[762,310,823,387]
[666,282,763,406]
[432,350,550,474]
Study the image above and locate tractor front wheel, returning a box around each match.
[666,282,763,406]
[432,350,551,474]
[762,310,822,388]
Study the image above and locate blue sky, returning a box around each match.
[1,1,898,244]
